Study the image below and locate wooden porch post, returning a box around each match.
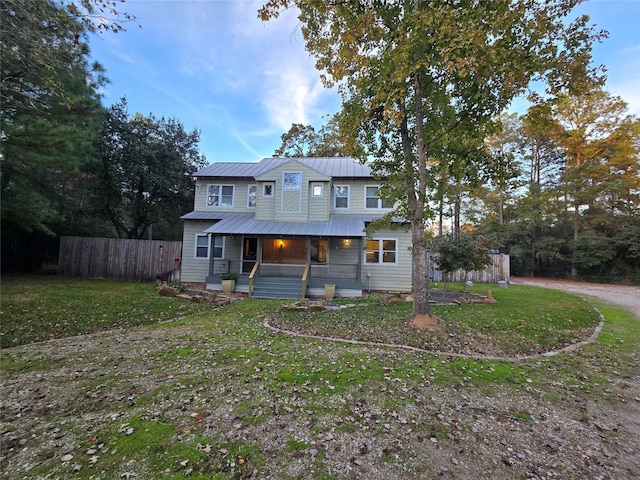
[356,237,362,282]
[208,234,216,277]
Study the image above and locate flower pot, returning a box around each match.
[324,283,335,301]
[221,279,235,294]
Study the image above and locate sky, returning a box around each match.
[88,0,640,165]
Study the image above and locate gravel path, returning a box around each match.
[511,277,640,320]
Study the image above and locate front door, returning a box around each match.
[242,237,258,273]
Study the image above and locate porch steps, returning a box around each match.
[251,277,303,299]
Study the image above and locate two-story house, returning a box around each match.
[180,157,412,298]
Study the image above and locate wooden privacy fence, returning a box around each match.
[57,236,182,282]
[427,253,510,283]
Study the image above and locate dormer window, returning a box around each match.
[263,183,274,197]
[283,172,301,191]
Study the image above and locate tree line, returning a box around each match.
[1,0,205,271]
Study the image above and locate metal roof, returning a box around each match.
[180,211,238,220]
[202,213,378,237]
[194,157,373,179]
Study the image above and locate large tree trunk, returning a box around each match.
[411,220,430,315]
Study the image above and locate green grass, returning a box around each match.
[1,276,638,480]
[0,275,214,347]
[274,284,601,356]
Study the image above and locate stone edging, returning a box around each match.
[262,306,606,363]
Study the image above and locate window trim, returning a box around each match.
[262,182,274,197]
[364,185,393,210]
[195,234,210,259]
[365,238,398,265]
[206,184,235,208]
[334,184,350,209]
[283,172,302,191]
[195,234,224,259]
[247,184,257,208]
[311,183,324,197]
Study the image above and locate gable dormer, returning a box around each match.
[254,159,331,222]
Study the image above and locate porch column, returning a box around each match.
[356,237,362,281]
[208,234,216,276]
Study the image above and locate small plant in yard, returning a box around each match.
[220,272,238,281]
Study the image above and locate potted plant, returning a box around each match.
[220,272,237,294]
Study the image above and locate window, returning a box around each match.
[247,184,257,208]
[365,239,397,264]
[207,185,234,207]
[283,172,301,191]
[312,183,323,197]
[196,235,209,258]
[263,183,274,197]
[261,238,307,264]
[365,186,393,209]
[195,235,223,259]
[334,185,349,209]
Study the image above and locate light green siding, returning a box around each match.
[361,227,413,291]
[256,181,275,220]
[308,182,330,221]
[181,220,214,283]
[330,180,395,215]
[193,179,257,213]
[256,161,331,223]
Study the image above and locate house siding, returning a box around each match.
[256,181,276,220]
[308,181,330,222]
[330,179,395,215]
[361,227,413,292]
[194,179,256,213]
[256,162,330,223]
[181,221,215,283]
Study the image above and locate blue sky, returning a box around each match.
[89,0,640,164]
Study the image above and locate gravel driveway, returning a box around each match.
[511,277,640,320]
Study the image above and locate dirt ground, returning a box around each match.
[1,280,640,479]
[512,277,640,478]
[511,277,640,320]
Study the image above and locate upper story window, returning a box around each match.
[312,183,323,197]
[283,172,301,191]
[263,183,274,197]
[365,239,397,264]
[207,184,234,207]
[365,185,393,209]
[248,184,257,208]
[334,185,349,209]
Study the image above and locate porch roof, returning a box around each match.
[202,213,374,237]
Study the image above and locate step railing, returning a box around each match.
[248,262,260,297]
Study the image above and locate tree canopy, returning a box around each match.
[274,115,349,157]
[260,0,604,317]
[91,100,207,240]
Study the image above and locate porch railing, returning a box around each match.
[211,259,358,280]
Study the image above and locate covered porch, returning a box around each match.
[203,214,370,298]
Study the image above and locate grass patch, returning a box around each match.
[0,275,214,347]
[273,285,601,356]
[2,276,638,480]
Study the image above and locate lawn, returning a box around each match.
[1,276,638,479]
